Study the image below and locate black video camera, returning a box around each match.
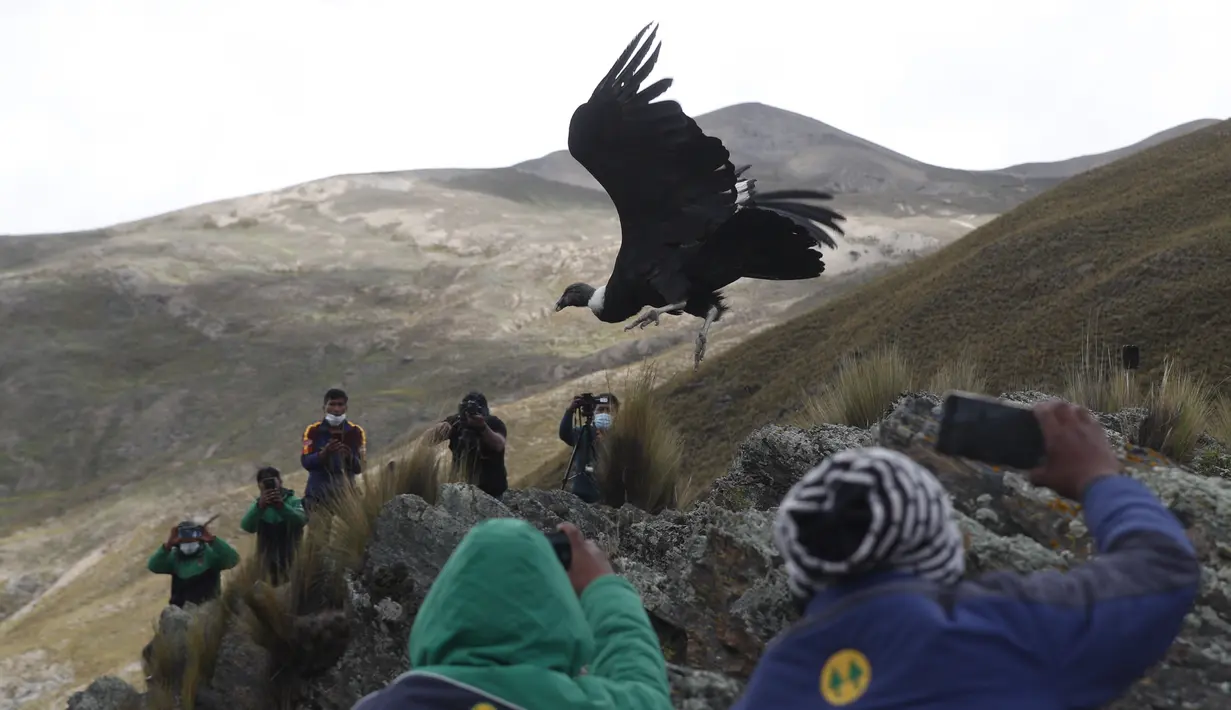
[459,397,484,419]
[545,530,572,570]
[576,393,601,419]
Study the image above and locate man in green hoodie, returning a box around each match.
[146,520,240,608]
[351,518,673,710]
[240,466,307,585]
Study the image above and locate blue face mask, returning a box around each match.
[594,413,612,429]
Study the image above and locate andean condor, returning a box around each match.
[552,22,846,369]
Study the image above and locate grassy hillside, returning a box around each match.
[999,118,1222,179]
[530,118,1231,486]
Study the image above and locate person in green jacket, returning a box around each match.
[351,518,673,710]
[240,466,307,585]
[147,520,240,608]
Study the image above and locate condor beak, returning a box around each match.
[554,299,565,312]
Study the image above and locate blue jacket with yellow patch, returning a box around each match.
[300,419,366,500]
[732,474,1200,710]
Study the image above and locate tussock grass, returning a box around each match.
[321,442,451,572]
[596,361,689,513]
[1061,316,1146,413]
[926,344,989,395]
[1211,394,1231,446]
[236,442,450,703]
[142,615,184,710]
[142,553,265,710]
[804,343,915,427]
[1054,317,1218,461]
[240,523,347,707]
[1137,357,1214,462]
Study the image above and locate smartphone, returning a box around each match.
[935,391,1046,470]
[330,430,344,441]
[1122,345,1140,370]
[260,478,277,492]
[177,524,203,540]
[545,531,572,571]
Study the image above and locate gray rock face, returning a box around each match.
[301,483,794,708]
[705,423,873,511]
[87,392,1231,710]
[65,677,141,710]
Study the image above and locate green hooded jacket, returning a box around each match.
[239,489,308,532]
[147,537,240,579]
[405,517,672,710]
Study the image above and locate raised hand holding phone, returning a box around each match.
[1027,399,1120,500]
[935,391,1046,470]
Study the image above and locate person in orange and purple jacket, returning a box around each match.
[300,387,366,514]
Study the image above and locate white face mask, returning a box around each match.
[594,413,613,429]
[179,542,201,556]
[324,413,347,426]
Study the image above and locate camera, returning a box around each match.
[178,524,204,540]
[576,393,598,418]
[575,392,610,420]
[260,478,278,492]
[459,396,485,419]
[545,530,572,570]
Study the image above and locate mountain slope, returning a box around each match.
[546,118,1231,486]
[514,103,1217,214]
[998,118,1223,179]
[0,103,1217,536]
[516,102,1059,214]
[0,154,980,536]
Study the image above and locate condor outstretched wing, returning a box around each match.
[567,22,739,242]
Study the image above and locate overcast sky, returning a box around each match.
[1,0,1227,235]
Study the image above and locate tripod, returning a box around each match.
[561,410,600,502]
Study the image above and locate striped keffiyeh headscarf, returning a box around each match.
[772,446,966,600]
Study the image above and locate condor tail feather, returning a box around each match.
[699,207,827,285]
[752,189,846,249]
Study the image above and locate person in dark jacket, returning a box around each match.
[732,399,1200,710]
[428,391,509,500]
[147,520,240,608]
[558,392,619,503]
[350,518,672,710]
[240,466,306,585]
[300,387,367,513]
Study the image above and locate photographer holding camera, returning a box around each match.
[351,519,672,710]
[558,392,618,504]
[732,399,1199,709]
[146,519,240,608]
[300,388,367,514]
[240,466,306,585]
[428,391,509,500]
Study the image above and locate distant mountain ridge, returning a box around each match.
[513,102,1220,214]
[997,118,1223,179]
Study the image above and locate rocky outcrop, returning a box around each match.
[704,423,873,511]
[75,393,1231,709]
[65,677,142,710]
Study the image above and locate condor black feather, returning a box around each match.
[554,22,847,369]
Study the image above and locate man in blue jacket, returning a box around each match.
[734,399,1200,710]
[300,387,367,514]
